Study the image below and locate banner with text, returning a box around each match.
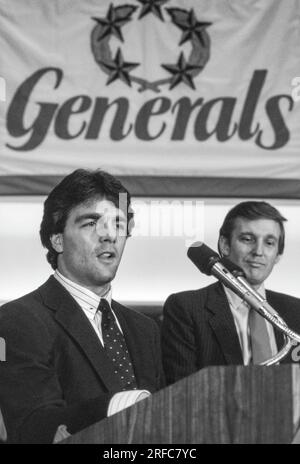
[0,0,300,197]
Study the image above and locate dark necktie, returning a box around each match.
[97,298,137,391]
[248,308,273,364]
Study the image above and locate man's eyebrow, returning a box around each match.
[74,213,101,224]
[74,213,127,224]
[265,234,278,240]
[239,231,278,240]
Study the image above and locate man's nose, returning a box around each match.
[252,239,264,256]
[97,220,117,242]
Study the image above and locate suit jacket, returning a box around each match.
[0,276,164,443]
[161,282,300,385]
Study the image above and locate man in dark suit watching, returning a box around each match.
[0,169,164,443]
[162,201,300,385]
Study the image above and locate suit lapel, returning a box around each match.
[39,277,122,391]
[206,283,244,365]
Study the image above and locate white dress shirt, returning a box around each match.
[55,270,119,346]
[223,284,278,365]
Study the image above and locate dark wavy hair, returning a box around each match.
[218,201,287,255]
[40,169,134,269]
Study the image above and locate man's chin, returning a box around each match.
[95,269,117,285]
[245,274,264,289]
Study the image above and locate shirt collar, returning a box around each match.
[223,283,266,310]
[54,270,112,319]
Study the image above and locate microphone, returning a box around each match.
[220,256,280,318]
[187,241,220,276]
[187,242,279,319]
[187,241,252,298]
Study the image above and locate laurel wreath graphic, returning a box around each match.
[91,1,211,92]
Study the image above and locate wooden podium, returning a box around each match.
[62,365,300,444]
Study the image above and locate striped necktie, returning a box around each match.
[97,299,137,390]
[248,308,273,364]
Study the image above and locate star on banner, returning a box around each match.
[137,0,169,22]
[161,52,202,90]
[167,7,211,46]
[92,3,138,42]
[99,48,140,86]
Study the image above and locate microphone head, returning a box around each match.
[187,242,220,276]
[220,257,245,278]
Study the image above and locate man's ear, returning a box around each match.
[219,235,230,257]
[50,234,64,253]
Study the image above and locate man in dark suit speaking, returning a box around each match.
[162,201,300,385]
[0,169,164,443]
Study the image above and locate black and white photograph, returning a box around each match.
[0,0,300,448]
